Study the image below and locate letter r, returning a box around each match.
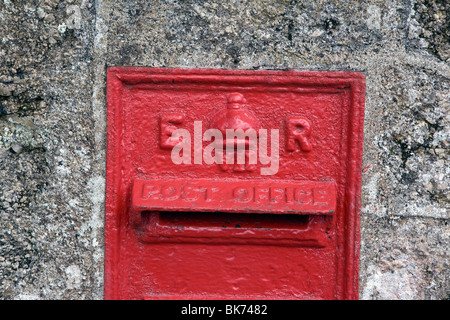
[286,116,312,152]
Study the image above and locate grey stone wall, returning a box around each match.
[0,0,448,299]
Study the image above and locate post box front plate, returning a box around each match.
[105,68,365,300]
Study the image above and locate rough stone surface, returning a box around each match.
[0,0,101,299]
[0,0,448,299]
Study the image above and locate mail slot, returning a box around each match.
[105,68,365,300]
[130,178,335,247]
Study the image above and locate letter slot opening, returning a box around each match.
[152,211,310,229]
[130,178,335,247]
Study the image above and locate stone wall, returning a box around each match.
[0,0,448,299]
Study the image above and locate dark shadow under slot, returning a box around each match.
[144,211,310,230]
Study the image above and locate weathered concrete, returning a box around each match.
[0,0,448,299]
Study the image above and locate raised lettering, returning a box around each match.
[233,187,253,203]
[160,113,184,149]
[286,116,312,152]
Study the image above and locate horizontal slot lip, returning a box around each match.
[143,292,322,300]
[134,211,328,247]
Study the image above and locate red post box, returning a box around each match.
[105,67,365,300]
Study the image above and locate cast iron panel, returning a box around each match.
[105,68,365,300]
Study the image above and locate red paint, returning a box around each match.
[132,178,336,214]
[105,67,365,300]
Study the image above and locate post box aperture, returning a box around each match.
[105,68,365,300]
